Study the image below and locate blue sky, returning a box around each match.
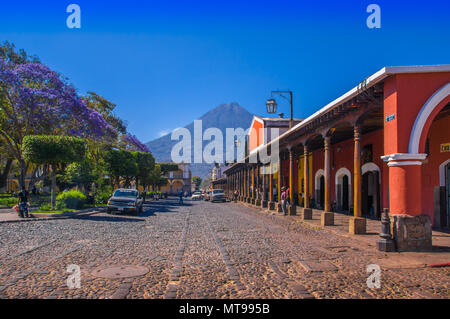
[1,0,449,142]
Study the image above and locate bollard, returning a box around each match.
[377,208,396,252]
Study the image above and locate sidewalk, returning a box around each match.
[239,202,450,269]
[0,207,105,224]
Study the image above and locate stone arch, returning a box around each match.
[314,169,325,209]
[361,162,381,183]
[409,83,450,154]
[314,169,324,190]
[335,167,352,210]
[361,162,381,217]
[439,158,450,187]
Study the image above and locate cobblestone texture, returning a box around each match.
[0,198,448,299]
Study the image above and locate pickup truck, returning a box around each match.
[107,188,144,215]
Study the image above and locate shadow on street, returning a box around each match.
[71,197,193,223]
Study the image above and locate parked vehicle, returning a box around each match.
[210,189,226,202]
[191,191,203,201]
[107,189,144,215]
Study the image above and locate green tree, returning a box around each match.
[65,158,97,193]
[104,149,137,188]
[159,162,179,174]
[148,164,161,190]
[148,164,169,191]
[192,176,202,189]
[22,135,86,209]
[134,151,155,190]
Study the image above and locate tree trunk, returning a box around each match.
[51,164,57,210]
[0,158,13,191]
[27,165,42,191]
[18,159,27,189]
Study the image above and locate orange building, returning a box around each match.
[224,65,450,251]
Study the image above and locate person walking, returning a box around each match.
[17,186,30,218]
[178,190,184,204]
[281,187,287,216]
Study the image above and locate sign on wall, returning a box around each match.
[440,143,450,153]
[385,114,395,122]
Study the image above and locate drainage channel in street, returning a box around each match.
[203,213,246,294]
[164,212,190,299]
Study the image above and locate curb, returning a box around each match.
[427,262,450,268]
[0,205,40,211]
[0,207,106,224]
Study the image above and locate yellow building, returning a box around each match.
[159,163,192,195]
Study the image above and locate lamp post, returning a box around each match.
[266,90,294,128]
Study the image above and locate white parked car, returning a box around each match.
[210,189,226,202]
[191,191,203,201]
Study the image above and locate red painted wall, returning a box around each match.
[422,114,450,218]
[249,119,264,152]
[384,73,450,154]
[383,72,450,219]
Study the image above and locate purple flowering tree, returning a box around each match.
[0,58,112,188]
[122,134,150,153]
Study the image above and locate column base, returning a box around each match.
[301,208,313,220]
[268,201,275,211]
[261,200,267,208]
[321,211,334,226]
[377,238,396,252]
[288,204,297,216]
[349,217,366,235]
[391,214,432,251]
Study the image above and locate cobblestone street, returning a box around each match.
[0,198,449,299]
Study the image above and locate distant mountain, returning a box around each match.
[146,102,254,179]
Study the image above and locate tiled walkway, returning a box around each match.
[239,201,450,268]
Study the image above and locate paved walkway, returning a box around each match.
[238,201,450,268]
[0,209,25,222]
[0,207,105,223]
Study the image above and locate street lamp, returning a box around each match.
[266,99,277,114]
[266,90,294,128]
